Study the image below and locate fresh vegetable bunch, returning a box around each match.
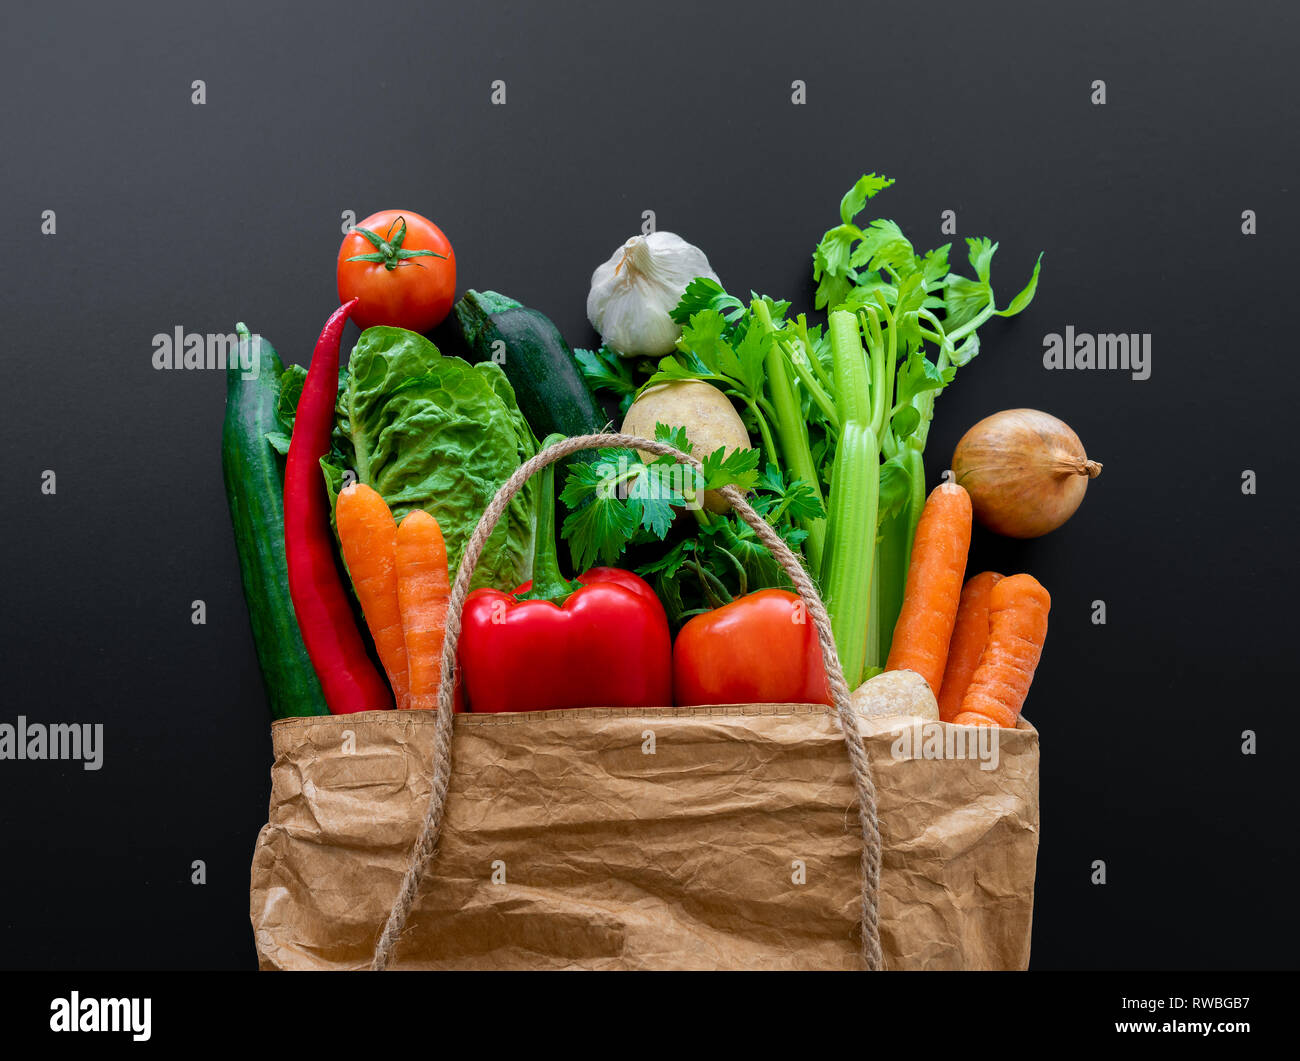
[225,181,1056,724]
[556,422,825,627]
[576,175,1044,689]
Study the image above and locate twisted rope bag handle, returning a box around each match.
[371,433,884,970]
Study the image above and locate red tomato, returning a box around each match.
[672,589,832,707]
[336,210,456,332]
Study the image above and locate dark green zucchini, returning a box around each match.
[222,324,327,718]
[451,290,608,443]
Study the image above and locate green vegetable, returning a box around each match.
[575,345,641,416]
[641,295,792,469]
[558,174,1042,676]
[621,379,754,513]
[452,290,608,442]
[345,327,537,590]
[559,423,820,628]
[559,423,760,574]
[753,297,826,571]
[817,312,883,684]
[635,470,822,629]
[819,179,1041,681]
[657,174,1042,686]
[281,326,538,592]
[221,324,327,719]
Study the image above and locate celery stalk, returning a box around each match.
[866,538,883,674]
[821,420,879,688]
[901,444,926,573]
[875,506,908,667]
[831,310,872,426]
[754,299,827,573]
[820,310,880,689]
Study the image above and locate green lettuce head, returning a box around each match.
[285,326,537,592]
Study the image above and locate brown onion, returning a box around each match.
[951,409,1101,538]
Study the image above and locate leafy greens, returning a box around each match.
[574,174,1043,686]
[279,326,538,592]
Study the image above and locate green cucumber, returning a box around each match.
[451,290,608,443]
[222,324,327,719]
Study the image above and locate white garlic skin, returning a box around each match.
[587,231,720,358]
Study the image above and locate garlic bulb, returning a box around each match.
[587,232,719,358]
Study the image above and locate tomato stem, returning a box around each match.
[347,216,447,271]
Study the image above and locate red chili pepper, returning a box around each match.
[457,436,672,712]
[284,300,393,714]
[672,589,832,707]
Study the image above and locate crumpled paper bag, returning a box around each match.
[250,705,1038,970]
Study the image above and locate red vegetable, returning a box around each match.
[460,568,673,712]
[284,300,393,714]
[456,435,671,712]
[673,589,832,707]
[336,211,456,333]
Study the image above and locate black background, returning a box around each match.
[1,0,1296,970]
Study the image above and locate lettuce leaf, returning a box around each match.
[338,326,537,591]
[277,327,538,590]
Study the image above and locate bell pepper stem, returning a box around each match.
[515,433,584,604]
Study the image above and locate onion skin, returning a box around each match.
[952,409,1101,538]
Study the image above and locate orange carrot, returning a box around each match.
[884,482,973,694]
[395,510,450,711]
[955,573,1051,728]
[936,571,1004,722]
[336,484,410,710]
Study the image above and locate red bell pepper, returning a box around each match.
[457,436,672,712]
[673,588,832,707]
[284,299,393,714]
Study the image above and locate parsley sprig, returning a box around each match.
[559,424,760,574]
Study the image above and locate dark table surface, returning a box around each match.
[1,0,1295,969]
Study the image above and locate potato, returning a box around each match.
[850,670,939,722]
[621,381,752,513]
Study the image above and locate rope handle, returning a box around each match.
[371,433,884,970]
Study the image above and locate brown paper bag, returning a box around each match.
[249,434,1040,971]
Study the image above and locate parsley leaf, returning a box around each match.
[561,480,641,572]
[559,438,757,574]
[558,456,619,509]
[645,353,720,387]
[629,466,683,539]
[731,321,773,396]
[677,310,733,374]
[650,421,692,457]
[575,346,638,415]
[700,446,761,493]
[636,538,695,580]
[670,277,745,326]
[755,464,827,523]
